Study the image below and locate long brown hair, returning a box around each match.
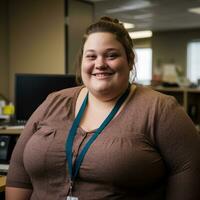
[75,16,135,84]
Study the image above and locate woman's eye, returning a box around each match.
[86,55,96,60]
[106,53,118,59]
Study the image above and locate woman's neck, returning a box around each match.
[75,84,136,132]
[90,83,130,102]
[88,91,119,110]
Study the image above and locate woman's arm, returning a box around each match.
[6,187,32,200]
[155,96,200,199]
[6,94,56,196]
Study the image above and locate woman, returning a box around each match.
[6,17,200,200]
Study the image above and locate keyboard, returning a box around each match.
[0,119,26,129]
[0,120,26,126]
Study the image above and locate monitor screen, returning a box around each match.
[15,73,77,122]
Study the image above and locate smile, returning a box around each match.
[92,72,114,79]
[92,72,114,78]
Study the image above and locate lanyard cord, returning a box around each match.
[66,85,130,182]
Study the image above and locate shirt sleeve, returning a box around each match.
[155,96,200,200]
[6,93,55,189]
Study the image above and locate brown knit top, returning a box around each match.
[6,85,200,200]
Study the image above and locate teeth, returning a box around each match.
[96,74,108,77]
[95,73,110,77]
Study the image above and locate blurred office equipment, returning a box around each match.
[13,73,77,125]
[0,134,18,175]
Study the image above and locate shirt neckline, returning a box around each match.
[71,84,137,134]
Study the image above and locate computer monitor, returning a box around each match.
[14,73,77,123]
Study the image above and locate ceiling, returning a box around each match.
[80,0,200,32]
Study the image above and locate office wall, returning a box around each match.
[9,0,65,101]
[68,0,93,73]
[0,0,9,99]
[134,38,152,48]
[152,29,200,75]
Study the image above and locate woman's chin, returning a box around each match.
[88,83,112,94]
[92,86,111,93]
[88,79,111,90]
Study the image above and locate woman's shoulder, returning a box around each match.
[45,85,84,101]
[135,84,174,99]
[133,84,178,110]
[25,86,84,125]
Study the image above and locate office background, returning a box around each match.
[1,0,200,102]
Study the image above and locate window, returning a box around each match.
[134,48,152,84]
[187,40,200,83]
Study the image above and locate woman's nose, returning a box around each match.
[95,56,107,69]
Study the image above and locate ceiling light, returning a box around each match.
[188,7,200,14]
[121,22,135,29]
[106,1,151,14]
[128,30,152,39]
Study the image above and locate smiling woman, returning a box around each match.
[6,16,200,200]
[81,32,131,100]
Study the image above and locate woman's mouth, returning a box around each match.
[92,72,114,78]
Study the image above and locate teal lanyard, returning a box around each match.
[65,85,130,182]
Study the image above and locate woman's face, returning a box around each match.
[81,32,131,99]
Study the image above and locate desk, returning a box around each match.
[0,176,6,192]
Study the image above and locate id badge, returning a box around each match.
[66,196,79,200]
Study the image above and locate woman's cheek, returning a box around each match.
[82,61,94,73]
